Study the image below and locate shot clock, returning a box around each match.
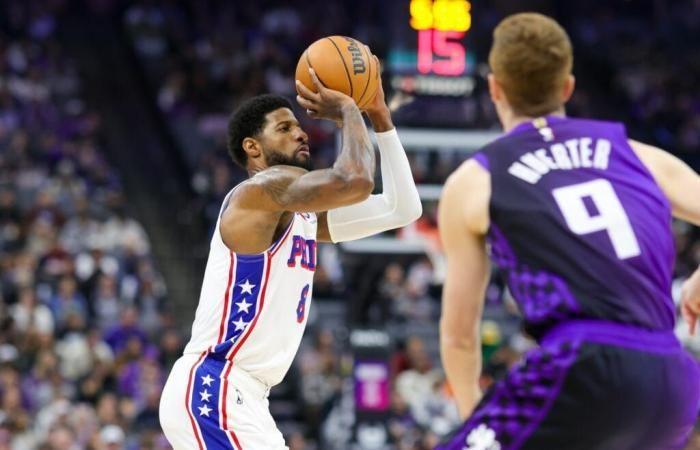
[388,0,477,98]
[411,0,471,76]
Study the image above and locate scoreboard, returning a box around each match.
[412,0,470,76]
[389,0,477,97]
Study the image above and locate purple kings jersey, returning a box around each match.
[473,116,675,339]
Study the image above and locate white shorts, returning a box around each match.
[159,353,288,450]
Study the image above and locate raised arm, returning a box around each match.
[318,60,422,242]
[235,72,375,213]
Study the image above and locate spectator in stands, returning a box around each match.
[49,275,88,334]
[101,204,151,257]
[44,424,79,450]
[0,1,697,448]
[10,286,54,338]
[286,430,310,450]
[387,388,422,448]
[0,1,176,446]
[0,189,22,253]
[395,340,442,426]
[379,263,405,306]
[98,424,126,450]
[299,329,343,439]
[104,306,147,355]
[58,198,99,254]
[134,278,165,335]
[93,274,121,331]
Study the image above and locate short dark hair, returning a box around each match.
[489,13,573,117]
[227,94,293,168]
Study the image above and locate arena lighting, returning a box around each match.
[409,0,472,31]
[410,0,471,76]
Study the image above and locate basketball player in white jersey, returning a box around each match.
[159,67,422,449]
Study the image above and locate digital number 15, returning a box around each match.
[417,30,466,76]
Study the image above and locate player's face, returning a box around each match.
[259,108,311,170]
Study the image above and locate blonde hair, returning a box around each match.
[489,13,573,117]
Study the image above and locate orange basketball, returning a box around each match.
[296,36,380,109]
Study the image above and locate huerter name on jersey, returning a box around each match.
[508,137,612,184]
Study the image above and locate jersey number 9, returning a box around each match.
[552,179,641,260]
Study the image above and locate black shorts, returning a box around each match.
[436,321,700,450]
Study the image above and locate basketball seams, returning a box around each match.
[304,48,332,89]
[325,37,353,97]
[355,39,373,108]
[297,36,378,107]
[369,56,379,105]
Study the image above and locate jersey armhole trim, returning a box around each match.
[472,152,490,172]
[219,185,241,220]
[269,214,295,256]
[618,126,673,213]
[223,214,295,261]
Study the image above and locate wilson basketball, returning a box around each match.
[296,36,380,109]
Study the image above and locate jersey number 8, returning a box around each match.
[296,284,310,324]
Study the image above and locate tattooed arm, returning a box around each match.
[236,104,375,212]
[234,68,374,212]
[220,74,375,253]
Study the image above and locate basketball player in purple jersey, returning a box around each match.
[437,13,700,450]
[160,67,421,449]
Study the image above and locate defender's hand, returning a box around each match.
[681,268,700,335]
[296,69,355,123]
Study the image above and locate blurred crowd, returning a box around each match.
[122,0,699,448]
[0,0,698,449]
[124,0,347,232]
[0,2,180,449]
[561,1,700,156]
[123,0,700,234]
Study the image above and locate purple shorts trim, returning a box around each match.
[437,321,692,450]
[541,320,680,354]
[435,340,580,450]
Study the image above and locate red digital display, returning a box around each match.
[417,30,466,76]
[411,0,471,77]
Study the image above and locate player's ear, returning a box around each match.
[488,73,503,103]
[562,74,575,103]
[242,137,262,160]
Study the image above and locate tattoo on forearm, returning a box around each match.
[336,104,375,180]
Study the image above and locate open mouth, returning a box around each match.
[296,144,310,156]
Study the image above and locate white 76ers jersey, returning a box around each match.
[184,188,317,387]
